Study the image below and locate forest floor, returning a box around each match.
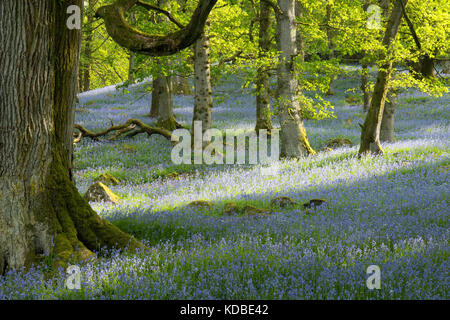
[1,66,449,299]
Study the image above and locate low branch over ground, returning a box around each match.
[74,119,176,143]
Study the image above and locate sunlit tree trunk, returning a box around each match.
[361,59,371,111]
[192,23,212,135]
[0,0,141,274]
[359,0,407,155]
[255,0,273,132]
[325,2,334,95]
[276,0,315,158]
[380,90,396,142]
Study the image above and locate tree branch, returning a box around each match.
[74,119,176,142]
[135,0,185,29]
[95,0,218,56]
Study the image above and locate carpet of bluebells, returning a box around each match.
[1,67,449,299]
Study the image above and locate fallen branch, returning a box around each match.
[74,119,176,143]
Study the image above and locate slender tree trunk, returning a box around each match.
[0,0,141,274]
[380,89,396,142]
[325,2,334,96]
[255,0,273,132]
[192,24,212,136]
[276,0,315,158]
[361,59,371,111]
[359,0,407,155]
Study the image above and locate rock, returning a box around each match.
[244,205,271,217]
[325,138,353,149]
[121,144,137,153]
[270,196,297,208]
[303,198,327,210]
[187,200,212,209]
[96,173,120,186]
[224,203,240,216]
[84,182,120,204]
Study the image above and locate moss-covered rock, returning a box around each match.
[325,138,353,149]
[187,200,212,209]
[84,182,120,204]
[224,202,240,216]
[96,173,120,186]
[244,205,271,217]
[302,198,327,210]
[270,196,297,208]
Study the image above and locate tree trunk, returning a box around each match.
[128,12,136,82]
[295,1,305,62]
[192,24,213,136]
[325,2,334,96]
[379,90,396,142]
[276,0,315,158]
[361,59,371,111]
[156,76,178,130]
[359,0,407,155]
[149,76,160,118]
[154,0,178,131]
[82,0,94,92]
[0,0,141,274]
[255,0,273,133]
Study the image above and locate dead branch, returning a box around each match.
[74,119,176,143]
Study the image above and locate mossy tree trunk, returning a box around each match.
[359,0,407,155]
[128,12,136,82]
[192,22,213,136]
[255,0,273,133]
[275,0,315,158]
[0,0,141,274]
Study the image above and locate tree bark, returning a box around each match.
[192,24,213,136]
[276,0,315,158]
[0,0,141,274]
[379,89,396,142]
[359,0,407,155]
[255,0,273,133]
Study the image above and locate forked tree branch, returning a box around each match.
[95,0,217,56]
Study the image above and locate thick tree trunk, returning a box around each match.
[192,26,212,136]
[255,0,273,133]
[380,90,396,142]
[276,0,315,158]
[359,0,407,155]
[0,0,141,274]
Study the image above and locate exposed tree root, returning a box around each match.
[73,118,176,144]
